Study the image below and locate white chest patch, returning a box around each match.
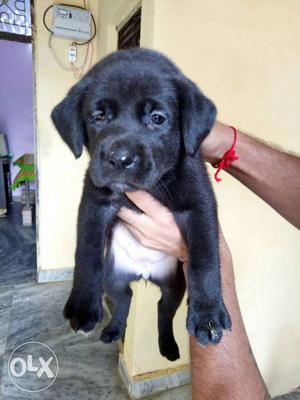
[110,222,177,281]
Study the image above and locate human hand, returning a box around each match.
[117,191,188,263]
[116,122,235,265]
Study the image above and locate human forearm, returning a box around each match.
[202,122,300,229]
[188,227,270,400]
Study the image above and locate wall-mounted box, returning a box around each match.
[53,4,91,41]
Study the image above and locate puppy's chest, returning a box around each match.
[110,223,177,281]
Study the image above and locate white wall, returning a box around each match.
[150,0,300,396]
[35,0,99,272]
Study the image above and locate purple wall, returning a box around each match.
[0,39,34,197]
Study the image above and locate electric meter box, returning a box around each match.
[53,4,91,41]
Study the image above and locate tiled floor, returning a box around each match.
[0,203,299,399]
[0,205,190,399]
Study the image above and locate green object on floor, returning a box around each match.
[11,153,35,190]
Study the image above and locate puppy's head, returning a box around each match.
[51,49,216,193]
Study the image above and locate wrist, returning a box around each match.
[201,121,236,164]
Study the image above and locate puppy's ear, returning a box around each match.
[176,77,216,156]
[51,81,88,158]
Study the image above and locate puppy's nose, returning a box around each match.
[108,148,137,169]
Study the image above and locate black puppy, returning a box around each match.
[51,48,231,361]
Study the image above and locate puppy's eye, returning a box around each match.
[94,109,106,122]
[151,113,165,125]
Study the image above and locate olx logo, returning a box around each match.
[8,342,58,392]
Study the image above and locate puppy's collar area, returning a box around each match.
[212,126,239,182]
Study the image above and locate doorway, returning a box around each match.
[118,7,141,50]
[0,0,36,285]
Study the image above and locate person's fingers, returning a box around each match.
[125,190,170,221]
[123,222,146,243]
[117,206,150,226]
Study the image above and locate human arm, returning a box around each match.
[190,225,270,400]
[202,121,300,229]
[116,122,300,399]
[118,193,270,400]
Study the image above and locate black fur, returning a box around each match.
[51,48,231,361]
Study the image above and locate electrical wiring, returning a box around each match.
[71,43,88,78]
[42,3,97,45]
[48,33,73,71]
[87,39,94,70]
[44,1,95,78]
[71,40,94,79]
[69,0,94,78]
[43,5,53,33]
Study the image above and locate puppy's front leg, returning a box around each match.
[186,209,231,345]
[64,185,116,333]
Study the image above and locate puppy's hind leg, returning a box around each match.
[155,263,186,361]
[100,277,133,344]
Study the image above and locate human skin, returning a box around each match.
[118,122,300,399]
[203,122,300,230]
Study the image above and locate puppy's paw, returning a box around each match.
[187,300,231,345]
[63,290,103,333]
[100,325,124,343]
[159,336,180,361]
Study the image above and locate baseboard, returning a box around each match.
[118,354,191,399]
[37,268,73,282]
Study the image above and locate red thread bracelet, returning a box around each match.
[212,126,239,182]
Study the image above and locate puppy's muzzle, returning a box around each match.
[102,141,141,171]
